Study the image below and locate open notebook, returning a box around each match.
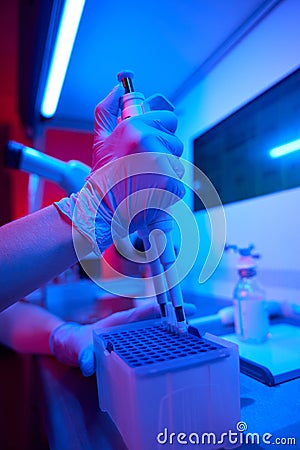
[222,323,300,385]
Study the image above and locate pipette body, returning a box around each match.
[117,70,187,333]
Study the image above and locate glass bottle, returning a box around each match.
[233,264,269,343]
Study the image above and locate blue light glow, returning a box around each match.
[269,139,300,158]
[40,0,86,118]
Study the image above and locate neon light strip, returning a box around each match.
[40,0,86,118]
[270,139,300,158]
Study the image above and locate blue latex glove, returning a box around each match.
[55,85,185,256]
[49,302,196,376]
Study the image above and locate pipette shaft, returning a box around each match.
[117,70,187,332]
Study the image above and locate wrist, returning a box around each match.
[49,322,81,366]
[54,195,94,258]
[53,200,73,226]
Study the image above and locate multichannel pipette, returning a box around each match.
[117,70,187,333]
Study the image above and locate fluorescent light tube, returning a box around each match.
[270,139,300,158]
[40,0,86,118]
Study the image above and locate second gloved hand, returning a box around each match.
[49,302,196,376]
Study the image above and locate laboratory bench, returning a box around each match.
[1,292,300,450]
[36,354,300,450]
[36,289,300,450]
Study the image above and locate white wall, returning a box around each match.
[177,0,300,303]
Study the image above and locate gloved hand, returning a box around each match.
[49,301,196,376]
[55,85,185,256]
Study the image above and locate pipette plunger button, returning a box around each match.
[117,70,135,93]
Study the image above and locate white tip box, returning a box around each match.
[94,320,240,450]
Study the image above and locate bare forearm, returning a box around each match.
[0,205,91,311]
[0,301,64,354]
